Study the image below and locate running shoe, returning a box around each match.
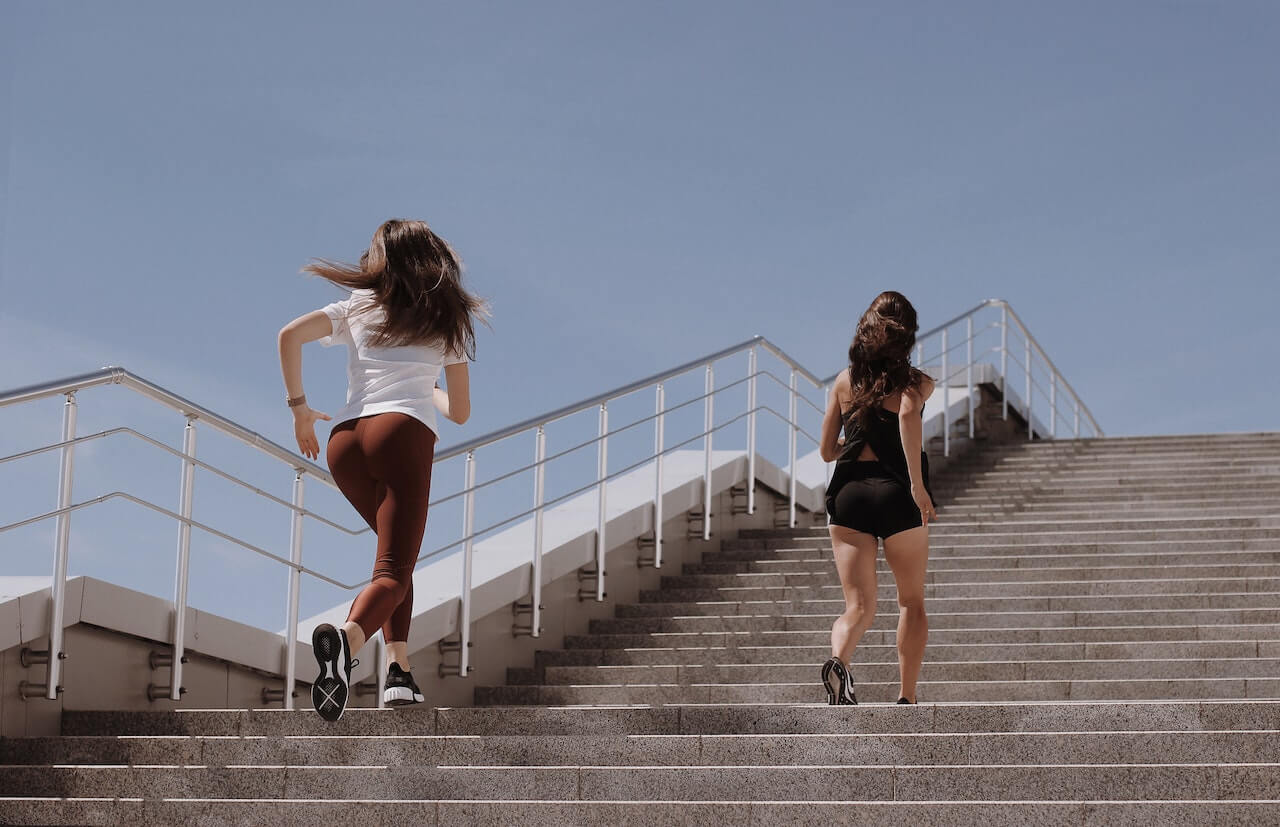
[821,657,857,705]
[383,662,425,706]
[311,623,357,722]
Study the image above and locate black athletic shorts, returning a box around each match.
[827,461,927,539]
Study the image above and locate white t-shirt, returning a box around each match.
[319,289,467,437]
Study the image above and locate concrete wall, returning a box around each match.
[1,484,814,736]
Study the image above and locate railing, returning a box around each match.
[0,299,1097,707]
[821,298,1103,453]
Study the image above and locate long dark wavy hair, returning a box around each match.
[845,291,929,429]
[304,219,488,358]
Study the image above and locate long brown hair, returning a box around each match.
[304,219,488,358]
[845,291,928,429]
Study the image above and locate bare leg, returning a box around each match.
[386,640,409,670]
[829,524,880,665]
[883,525,929,702]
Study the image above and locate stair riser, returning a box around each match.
[565,622,1280,648]
[8,731,1279,769]
[11,800,1278,827]
[475,678,1280,705]
[6,763,1279,802]
[690,551,1280,572]
[62,700,1280,737]
[593,608,1280,635]
[539,640,1272,667]
[536,658,1280,685]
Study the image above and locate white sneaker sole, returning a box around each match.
[384,685,425,706]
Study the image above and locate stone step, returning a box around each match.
[8,799,1277,827]
[737,532,1280,550]
[529,657,1280,686]
[591,608,1280,635]
[474,677,1280,705]
[654,579,1280,601]
[537,639,1275,667]
[564,622,1280,649]
[60,700,1280,737]
[650,564,1280,592]
[939,504,1279,521]
[619,592,1280,618]
[721,532,1280,553]
[9,728,1279,768]
[690,549,1280,572]
[712,539,1280,558]
[3,761,1279,802]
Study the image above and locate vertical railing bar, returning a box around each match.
[45,391,78,700]
[966,316,974,440]
[531,426,545,636]
[1001,304,1009,420]
[654,385,665,568]
[596,404,608,601]
[1050,372,1057,439]
[702,365,714,542]
[459,452,476,675]
[170,416,197,702]
[1074,400,1081,439]
[283,470,304,710]
[787,369,797,529]
[375,635,387,710]
[746,349,757,516]
[942,327,950,457]
[1025,337,1033,441]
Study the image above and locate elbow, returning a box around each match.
[452,406,471,425]
[819,447,836,463]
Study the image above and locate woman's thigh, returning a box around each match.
[882,526,929,606]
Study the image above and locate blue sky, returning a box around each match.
[1,3,1278,626]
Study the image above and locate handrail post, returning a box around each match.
[942,327,950,457]
[1050,373,1057,439]
[746,349,757,515]
[531,426,546,636]
[375,635,387,709]
[595,404,608,601]
[915,342,923,367]
[702,365,714,541]
[966,316,974,439]
[653,385,665,567]
[460,452,476,674]
[788,369,797,529]
[45,391,78,700]
[283,470,304,709]
[1074,400,1081,439]
[170,416,197,701]
[1000,304,1009,420]
[1025,338,1033,440]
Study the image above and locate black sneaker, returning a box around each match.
[383,662,425,706]
[821,657,857,705]
[311,624,358,722]
[897,697,917,705]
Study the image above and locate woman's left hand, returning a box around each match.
[292,406,332,460]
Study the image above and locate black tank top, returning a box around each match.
[826,404,932,498]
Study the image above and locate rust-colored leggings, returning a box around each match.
[327,413,436,643]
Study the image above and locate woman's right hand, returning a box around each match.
[911,484,936,526]
[292,406,332,461]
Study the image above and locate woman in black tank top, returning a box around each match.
[817,291,936,706]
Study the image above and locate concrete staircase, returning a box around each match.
[3,432,1279,824]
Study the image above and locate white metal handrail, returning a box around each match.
[0,300,1094,705]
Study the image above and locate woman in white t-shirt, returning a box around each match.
[278,219,487,722]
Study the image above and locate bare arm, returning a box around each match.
[898,376,936,523]
[434,362,471,425]
[277,311,333,460]
[819,373,851,463]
